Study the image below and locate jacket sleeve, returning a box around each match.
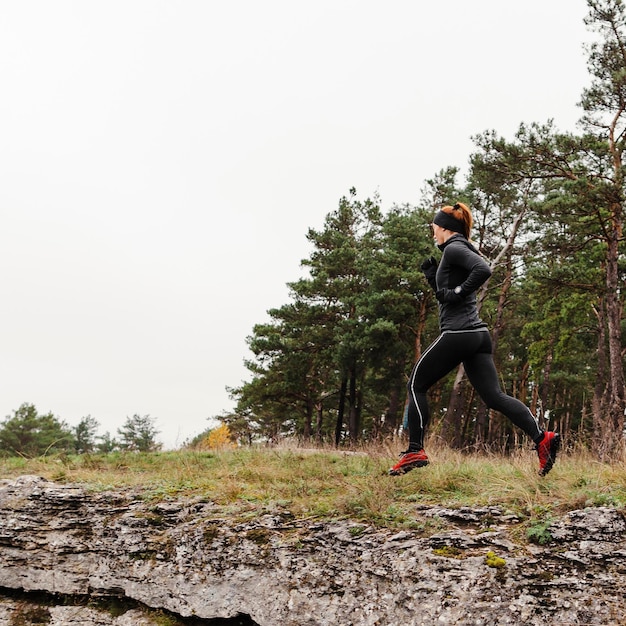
[445,241,492,296]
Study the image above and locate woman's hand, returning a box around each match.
[436,287,464,304]
[421,257,438,290]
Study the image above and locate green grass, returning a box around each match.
[1,442,625,530]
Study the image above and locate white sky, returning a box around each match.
[0,1,590,449]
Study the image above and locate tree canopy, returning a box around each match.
[225,0,626,460]
[0,403,74,457]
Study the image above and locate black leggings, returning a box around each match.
[406,328,542,449]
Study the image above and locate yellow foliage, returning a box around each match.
[203,424,235,450]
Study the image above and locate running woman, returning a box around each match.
[389,202,560,477]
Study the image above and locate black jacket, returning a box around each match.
[434,234,492,331]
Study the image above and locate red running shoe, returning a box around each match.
[536,432,560,476]
[388,449,429,476]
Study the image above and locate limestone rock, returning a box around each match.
[0,476,625,625]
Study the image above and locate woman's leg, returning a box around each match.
[464,347,562,475]
[463,346,543,441]
[406,333,468,449]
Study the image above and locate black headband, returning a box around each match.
[433,209,465,234]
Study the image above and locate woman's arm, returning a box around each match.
[445,241,492,296]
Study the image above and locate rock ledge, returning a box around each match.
[0,475,625,625]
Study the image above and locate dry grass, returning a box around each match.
[1,441,624,529]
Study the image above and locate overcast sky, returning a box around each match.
[0,1,590,448]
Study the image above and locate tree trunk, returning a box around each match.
[383,384,401,436]
[303,399,313,441]
[539,348,554,430]
[598,90,625,458]
[315,402,324,442]
[592,299,609,452]
[414,296,429,362]
[443,367,467,449]
[335,377,347,447]
[348,368,359,444]
[473,403,490,448]
[600,228,625,459]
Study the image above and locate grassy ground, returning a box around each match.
[1,441,625,531]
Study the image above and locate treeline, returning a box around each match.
[0,403,161,457]
[223,1,626,459]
